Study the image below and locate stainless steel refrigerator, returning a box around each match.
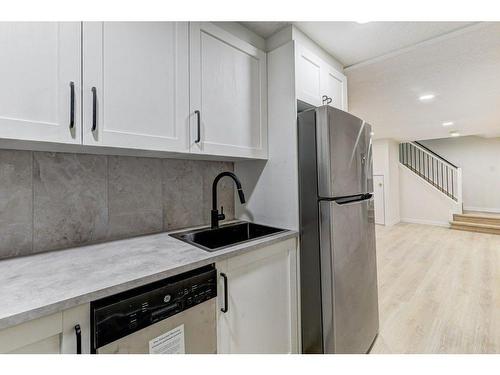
[298,105,379,354]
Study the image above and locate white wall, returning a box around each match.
[372,139,400,226]
[399,164,461,226]
[421,136,500,213]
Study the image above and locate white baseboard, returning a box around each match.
[385,218,401,227]
[400,218,450,228]
[463,206,500,214]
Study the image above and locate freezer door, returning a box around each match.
[316,106,373,198]
[319,196,379,353]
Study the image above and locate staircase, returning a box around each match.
[399,142,500,235]
[450,212,500,235]
[399,141,461,202]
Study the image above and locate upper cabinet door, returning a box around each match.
[295,44,348,111]
[189,22,268,159]
[83,22,190,152]
[0,22,81,144]
[321,62,348,111]
[295,44,323,107]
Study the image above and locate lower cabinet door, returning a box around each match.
[216,238,299,354]
[9,335,61,354]
[61,303,91,354]
[0,312,63,354]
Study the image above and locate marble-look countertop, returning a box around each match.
[0,224,297,330]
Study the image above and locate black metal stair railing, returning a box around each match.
[399,141,459,201]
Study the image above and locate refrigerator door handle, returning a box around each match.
[332,193,373,205]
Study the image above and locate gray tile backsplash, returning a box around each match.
[107,156,163,240]
[0,150,234,259]
[161,159,205,231]
[33,152,108,253]
[0,150,32,258]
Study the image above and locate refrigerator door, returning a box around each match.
[319,195,379,353]
[316,106,373,198]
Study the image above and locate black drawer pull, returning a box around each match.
[194,110,201,143]
[69,82,75,129]
[91,87,97,132]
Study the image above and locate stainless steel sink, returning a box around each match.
[170,222,285,252]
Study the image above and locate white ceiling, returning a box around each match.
[347,23,500,141]
[240,21,475,66]
[240,21,290,39]
[241,21,500,141]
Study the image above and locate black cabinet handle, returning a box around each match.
[74,324,82,354]
[194,110,201,143]
[220,272,228,313]
[322,95,328,104]
[326,97,332,105]
[91,87,97,132]
[69,82,75,129]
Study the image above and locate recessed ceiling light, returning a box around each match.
[450,131,460,137]
[442,121,454,127]
[419,94,435,101]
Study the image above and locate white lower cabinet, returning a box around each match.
[0,304,90,354]
[0,312,63,354]
[61,303,91,354]
[0,239,297,354]
[216,238,299,354]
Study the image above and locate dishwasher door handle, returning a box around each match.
[74,324,82,354]
[220,273,228,313]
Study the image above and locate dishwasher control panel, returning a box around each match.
[91,264,217,351]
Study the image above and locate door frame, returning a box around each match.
[373,174,386,225]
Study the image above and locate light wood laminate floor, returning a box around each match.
[371,222,500,353]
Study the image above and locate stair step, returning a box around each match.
[450,220,500,235]
[453,213,500,226]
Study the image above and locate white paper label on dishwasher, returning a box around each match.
[149,324,185,354]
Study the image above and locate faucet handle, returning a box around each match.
[218,206,226,220]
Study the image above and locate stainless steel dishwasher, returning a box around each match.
[90,264,217,354]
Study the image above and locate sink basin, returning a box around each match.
[170,222,285,252]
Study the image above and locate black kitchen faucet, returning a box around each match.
[211,172,246,229]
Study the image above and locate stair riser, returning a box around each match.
[451,224,500,235]
[453,215,500,226]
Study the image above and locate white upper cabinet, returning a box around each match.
[83,22,190,152]
[189,22,268,159]
[295,45,323,107]
[0,22,81,144]
[295,44,347,110]
[321,62,348,111]
[0,22,268,160]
